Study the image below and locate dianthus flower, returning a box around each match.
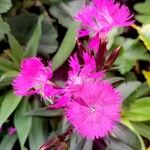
[12,57,55,98]
[67,52,104,93]
[65,80,121,139]
[75,0,134,51]
[53,52,104,108]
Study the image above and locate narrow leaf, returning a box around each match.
[0,91,22,125]
[0,70,18,81]
[7,33,24,63]
[29,100,47,150]
[134,0,150,15]
[25,107,63,117]
[0,57,18,72]
[14,99,32,150]
[29,118,46,150]
[132,122,150,140]
[74,139,86,150]
[25,15,44,57]
[124,82,150,107]
[106,77,124,84]
[135,15,150,24]
[52,22,78,71]
[124,97,150,121]
[107,137,135,150]
[0,78,12,89]
[0,17,10,40]
[0,134,17,150]
[111,123,141,150]
[117,81,141,100]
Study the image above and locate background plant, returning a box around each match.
[0,0,150,150]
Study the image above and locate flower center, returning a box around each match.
[90,106,96,113]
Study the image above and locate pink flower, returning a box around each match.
[8,127,16,135]
[75,0,134,51]
[65,80,121,139]
[66,53,104,94]
[51,96,69,108]
[12,57,53,97]
[53,53,104,108]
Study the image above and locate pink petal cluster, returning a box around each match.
[75,0,134,51]
[52,53,122,139]
[53,53,104,108]
[66,53,104,93]
[12,54,122,139]
[12,57,54,98]
[65,80,121,139]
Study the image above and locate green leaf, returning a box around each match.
[0,0,12,14]
[124,83,150,107]
[25,107,63,117]
[14,99,32,150]
[135,15,150,24]
[6,13,37,45]
[74,139,86,150]
[0,70,18,81]
[0,134,17,150]
[117,81,141,100]
[7,33,24,63]
[52,22,78,71]
[124,97,150,121]
[29,100,47,150]
[50,0,82,28]
[121,119,146,150]
[115,37,150,74]
[106,77,124,84]
[108,123,141,150]
[0,17,10,41]
[134,0,150,24]
[0,95,4,107]
[6,13,58,56]
[133,24,150,51]
[132,122,150,140]
[29,118,46,150]
[24,14,44,56]
[0,91,22,125]
[0,78,12,89]
[134,0,150,15]
[38,20,58,56]
[0,57,18,72]
[24,15,44,57]
[107,137,137,150]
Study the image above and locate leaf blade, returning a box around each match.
[0,91,22,126]
[14,99,32,150]
[0,134,17,150]
[7,33,24,63]
[24,15,44,57]
[0,0,12,14]
[52,22,78,71]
